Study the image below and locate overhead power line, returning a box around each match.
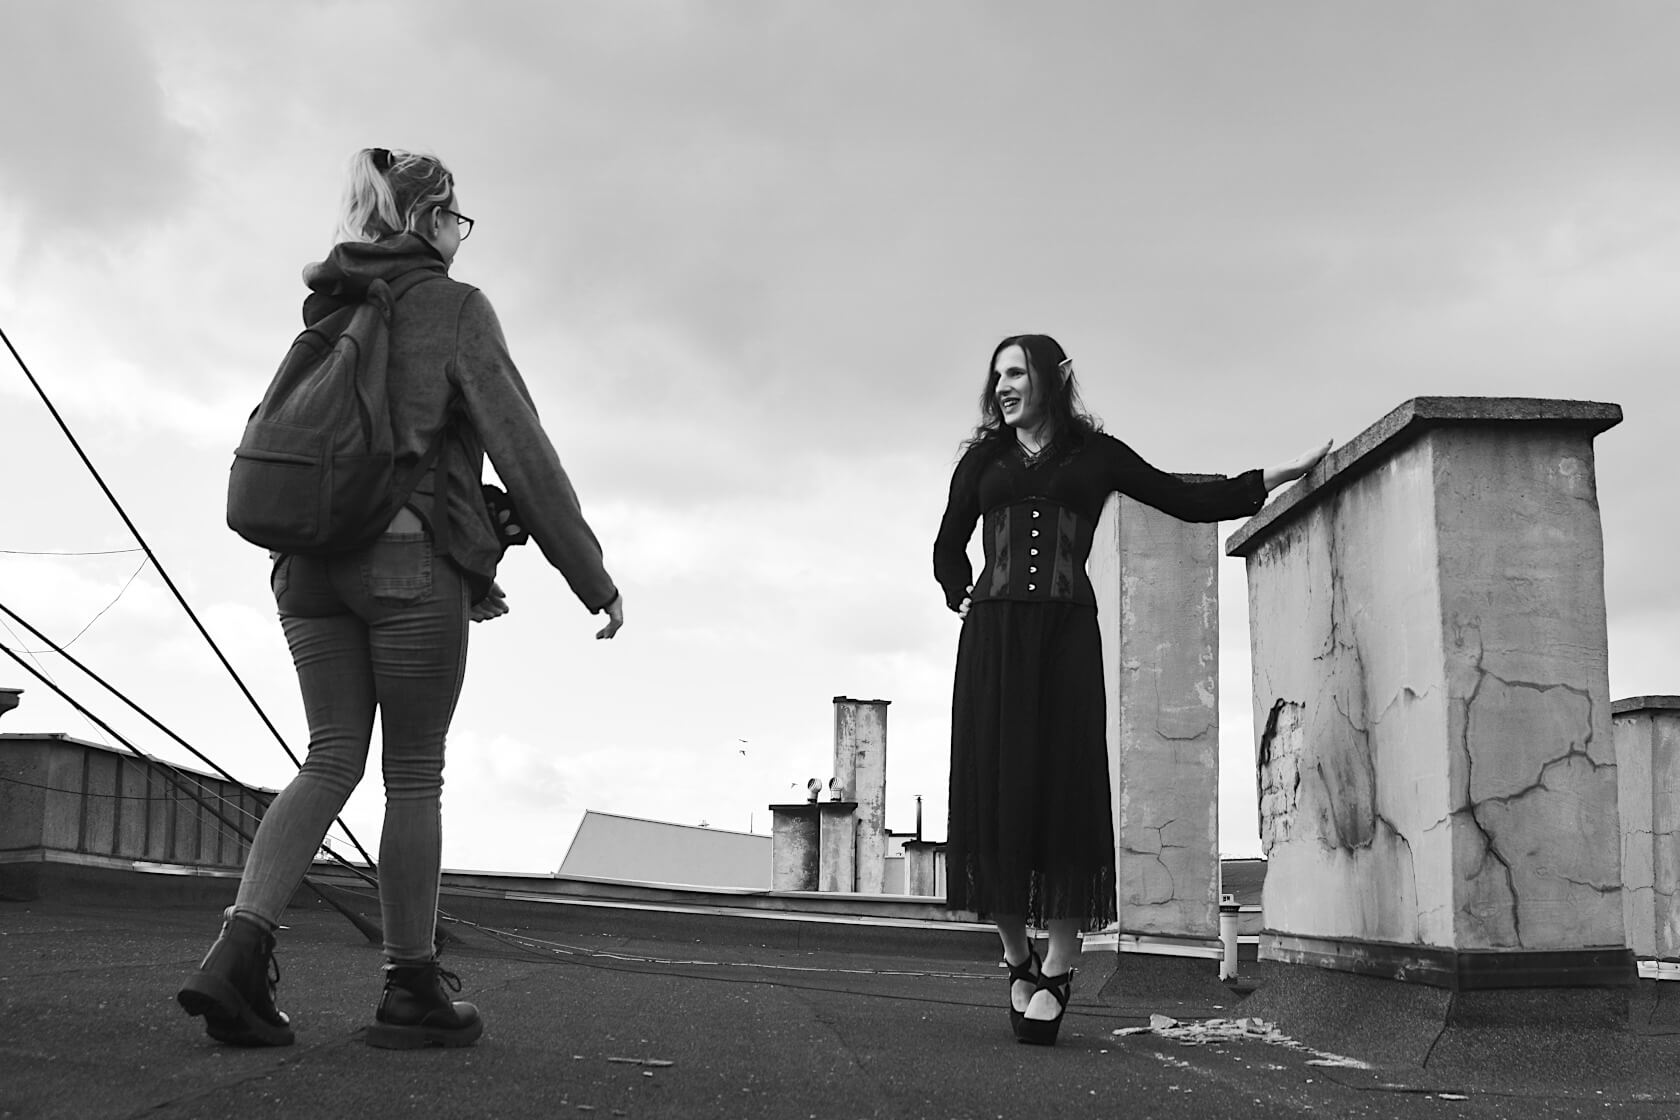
[0,631,382,943]
[5,555,150,653]
[0,321,380,874]
[0,547,147,556]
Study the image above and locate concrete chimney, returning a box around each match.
[833,696,889,893]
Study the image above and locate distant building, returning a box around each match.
[555,805,1271,918]
[1219,857,1266,910]
[0,730,271,900]
[558,810,771,890]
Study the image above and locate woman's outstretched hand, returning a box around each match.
[470,581,509,623]
[1262,439,1333,492]
[596,592,624,640]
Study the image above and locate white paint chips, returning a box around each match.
[1114,1014,1375,1070]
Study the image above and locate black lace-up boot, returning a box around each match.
[365,959,484,1049]
[176,913,294,1047]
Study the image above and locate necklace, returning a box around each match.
[1017,437,1054,466]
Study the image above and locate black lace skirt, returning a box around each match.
[947,599,1116,931]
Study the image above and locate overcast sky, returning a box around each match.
[2,1,1676,874]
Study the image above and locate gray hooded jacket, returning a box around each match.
[302,234,617,611]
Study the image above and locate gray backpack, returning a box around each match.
[226,272,445,554]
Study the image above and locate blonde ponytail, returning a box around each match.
[333,147,455,246]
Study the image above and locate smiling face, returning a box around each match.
[992,343,1043,431]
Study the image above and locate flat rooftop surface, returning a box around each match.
[6,889,1680,1119]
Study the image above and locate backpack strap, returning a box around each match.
[419,424,453,560]
[355,267,453,557]
[383,267,456,557]
[388,425,449,546]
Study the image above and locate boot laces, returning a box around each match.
[435,967,463,994]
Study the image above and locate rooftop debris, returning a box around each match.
[1114,1014,1374,1070]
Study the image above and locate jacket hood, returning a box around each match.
[300,233,449,326]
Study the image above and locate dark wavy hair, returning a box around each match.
[963,333,1100,456]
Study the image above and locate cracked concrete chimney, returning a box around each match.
[833,696,889,893]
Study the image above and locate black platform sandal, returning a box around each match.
[1005,947,1042,1032]
[1014,968,1072,1046]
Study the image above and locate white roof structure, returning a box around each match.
[558,809,771,890]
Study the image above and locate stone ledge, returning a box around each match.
[1262,930,1637,990]
[1613,695,1680,716]
[1225,396,1622,558]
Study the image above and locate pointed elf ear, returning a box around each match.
[1057,358,1074,384]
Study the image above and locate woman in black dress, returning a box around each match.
[933,333,1327,1045]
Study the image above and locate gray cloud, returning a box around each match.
[0,2,198,242]
[6,1,1678,864]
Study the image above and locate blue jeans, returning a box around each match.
[232,529,469,961]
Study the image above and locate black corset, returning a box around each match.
[973,498,1096,606]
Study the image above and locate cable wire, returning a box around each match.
[0,771,263,807]
[0,547,147,556]
[1,600,1012,990]
[2,643,274,849]
[0,598,380,891]
[8,555,149,653]
[1,598,270,807]
[0,321,379,871]
[5,329,527,952]
[0,637,382,939]
[0,614,117,748]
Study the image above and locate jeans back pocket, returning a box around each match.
[360,533,434,606]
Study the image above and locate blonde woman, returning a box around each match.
[178,148,623,1049]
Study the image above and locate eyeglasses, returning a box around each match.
[440,208,474,240]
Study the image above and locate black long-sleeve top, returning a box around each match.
[932,432,1267,612]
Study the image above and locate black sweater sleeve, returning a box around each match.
[932,446,985,611]
[1098,434,1267,523]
